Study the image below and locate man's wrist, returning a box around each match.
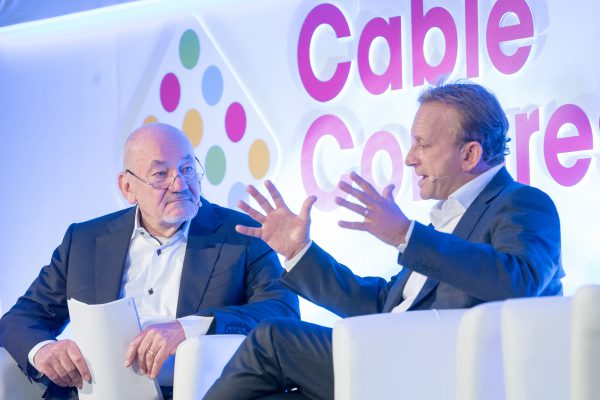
[284,241,313,272]
[396,220,415,252]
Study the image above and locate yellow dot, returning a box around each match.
[249,139,269,179]
[183,109,203,147]
[143,115,158,124]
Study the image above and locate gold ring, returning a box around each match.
[146,350,157,358]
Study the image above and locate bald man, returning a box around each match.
[0,123,299,399]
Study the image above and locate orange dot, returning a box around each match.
[183,108,203,147]
[143,115,158,124]
[249,139,269,179]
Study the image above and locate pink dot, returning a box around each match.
[160,73,180,112]
[225,102,246,142]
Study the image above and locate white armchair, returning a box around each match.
[0,347,46,400]
[332,309,467,400]
[501,285,600,400]
[332,303,505,400]
[455,301,504,400]
[570,285,600,400]
[501,295,572,400]
[0,334,244,400]
[173,334,245,399]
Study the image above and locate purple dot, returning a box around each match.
[160,73,180,112]
[225,102,246,142]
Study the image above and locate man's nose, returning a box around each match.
[405,146,417,167]
[168,174,188,191]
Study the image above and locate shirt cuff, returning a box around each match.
[396,220,415,253]
[177,315,214,338]
[28,340,56,371]
[283,240,313,272]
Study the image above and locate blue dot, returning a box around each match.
[228,182,248,210]
[202,66,223,106]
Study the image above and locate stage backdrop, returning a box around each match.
[1,0,598,325]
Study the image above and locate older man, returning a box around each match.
[0,123,299,399]
[204,83,564,400]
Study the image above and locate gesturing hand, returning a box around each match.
[335,172,411,247]
[236,180,317,260]
[33,339,91,389]
[124,321,185,380]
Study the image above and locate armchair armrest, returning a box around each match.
[571,285,600,400]
[501,296,572,400]
[332,309,467,400]
[0,347,45,400]
[173,334,245,400]
[455,301,504,400]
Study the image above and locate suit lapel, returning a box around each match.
[452,167,512,240]
[383,267,412,312]
[95,208,136,304]
[176,200,225,318]
[408,168,512,310]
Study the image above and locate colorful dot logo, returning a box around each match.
[139,23,278,209]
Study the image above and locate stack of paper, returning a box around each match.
[67,297,163,400]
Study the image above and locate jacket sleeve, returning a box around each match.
[399,185,563,301]
[279,242,398,318]
[197,235,300,335]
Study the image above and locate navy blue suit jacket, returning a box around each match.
[280,168,563,317]
[0,198,299,377]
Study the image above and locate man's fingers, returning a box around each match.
[265,180,289,210]
[125,332,144,367]
[338,181,371,205]
[58,356,83,388]
[338,220,368,231]
[382,184,396,200]
[136,334,154,374]
[334,196,366,217]
[350,172,381,198]
[299,196,317,220]
[246,185,274,213]
[237,200,265,223]
[148,347,169,380]
[235,225,262,238]
[66,341,91,384]
[35,340,88,388]
[47,364,70,387]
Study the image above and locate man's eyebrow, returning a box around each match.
[148,155,194,169]
[181,154,194,162]
[148,160,167,168]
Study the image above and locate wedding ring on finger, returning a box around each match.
[146,350,157,359]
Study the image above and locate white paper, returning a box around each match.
[67,297,163,400]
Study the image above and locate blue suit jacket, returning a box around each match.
[280,168,563,317]
[0,198,299,377]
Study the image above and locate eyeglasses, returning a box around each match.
[125,157,205,190]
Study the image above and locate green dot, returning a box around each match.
[179,29,200,69]
[205,146,226,185]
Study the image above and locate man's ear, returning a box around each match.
[118,172,137,205]
[461,141,483,172]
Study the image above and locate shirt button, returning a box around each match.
[148,288,154,295]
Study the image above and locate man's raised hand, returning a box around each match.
[335,172,410,247]
[236,180,317,260]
